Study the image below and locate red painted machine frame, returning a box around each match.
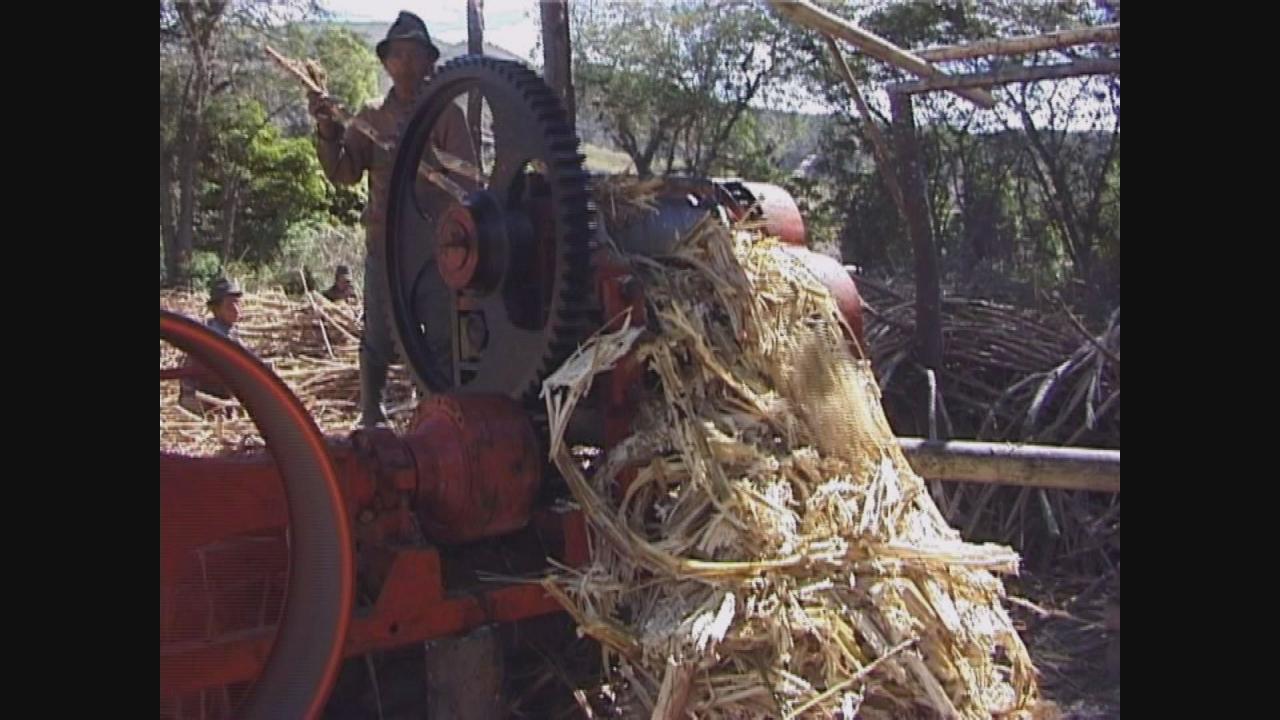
[160,436,589,701]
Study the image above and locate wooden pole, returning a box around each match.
[540,0,575,129]
[424,625,505,719]
[823,34,907,222]
[887,58,1121,95]
[467,0,484,56]
[916,24,1120,62]
[888,91,944,378]
[765,0,995,108]
[467,0,484,165]
[898,438,1120,493]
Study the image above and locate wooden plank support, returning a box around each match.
[540,0,575,129]
[425,625,504,719]
[467,0,484,161]
[766,0,996,108]
[823,35,906,219]
[887,57,1121,95]
[897,438,1120,493]
[916,24,1120,62]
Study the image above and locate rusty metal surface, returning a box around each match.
[435,203,482,291]
[160,508,587,697]
[739,181,807,246]
[782,247,866,351]
[409,394,542,545]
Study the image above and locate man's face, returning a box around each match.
[336,276,352,293]
[214,296,241,327]
[383,40,435,86]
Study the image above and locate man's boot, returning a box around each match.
[358,356,390,428]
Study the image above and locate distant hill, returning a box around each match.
[754,107,830,174]
[574,79,831,176]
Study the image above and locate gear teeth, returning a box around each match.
[383,56,594,406]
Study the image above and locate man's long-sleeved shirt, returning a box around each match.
[316,82,476,256]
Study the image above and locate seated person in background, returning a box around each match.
[178,279,245,415]
[322,264,356,303]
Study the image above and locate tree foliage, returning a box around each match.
[784,0,1120,313]
[160,0,378,284]
[572,0,799,177]
[158,0,1119,316]
[199,98,329,264]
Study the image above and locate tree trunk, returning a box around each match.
[633,154,653,178]
[617,122,667,178]
[637,121,668,179]
[219,177,241,265]
[1017,103,1093,280]
[160,149,178,282]
[663,126,680,175]
[174,96,202,283]
[889,92,944,374]
[172,0,226,284]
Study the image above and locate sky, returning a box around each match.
[320,0,543,64]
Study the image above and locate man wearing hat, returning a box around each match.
[178,278,246,414]
[308,11,476,428]
[203,278,244,340]
[322,265,356,303]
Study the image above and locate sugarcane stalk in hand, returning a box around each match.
[266,46,474,200]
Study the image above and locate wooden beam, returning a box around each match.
[466,0,484,165]
[766,0,996,108]
[898,438,1120,493]
[823,34,906,222]
[916,24,1120,62]
[425,625,505,719]
[540,0,575,129]
[467,0,483,55]
[887,57,1120,95]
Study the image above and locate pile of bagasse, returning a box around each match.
[540,180,1048,719]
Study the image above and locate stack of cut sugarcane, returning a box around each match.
[159,288,416,455]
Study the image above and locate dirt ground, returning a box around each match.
[1009,572,1121,719]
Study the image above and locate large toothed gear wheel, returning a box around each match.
[384,56,593,404]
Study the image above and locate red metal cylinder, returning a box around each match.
[435,204,481,291]
[781,246,867,351]
[404,394,542,545]
[740,181,807,246]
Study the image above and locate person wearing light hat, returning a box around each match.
[308,11,476,428]
[178,278,246,414]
